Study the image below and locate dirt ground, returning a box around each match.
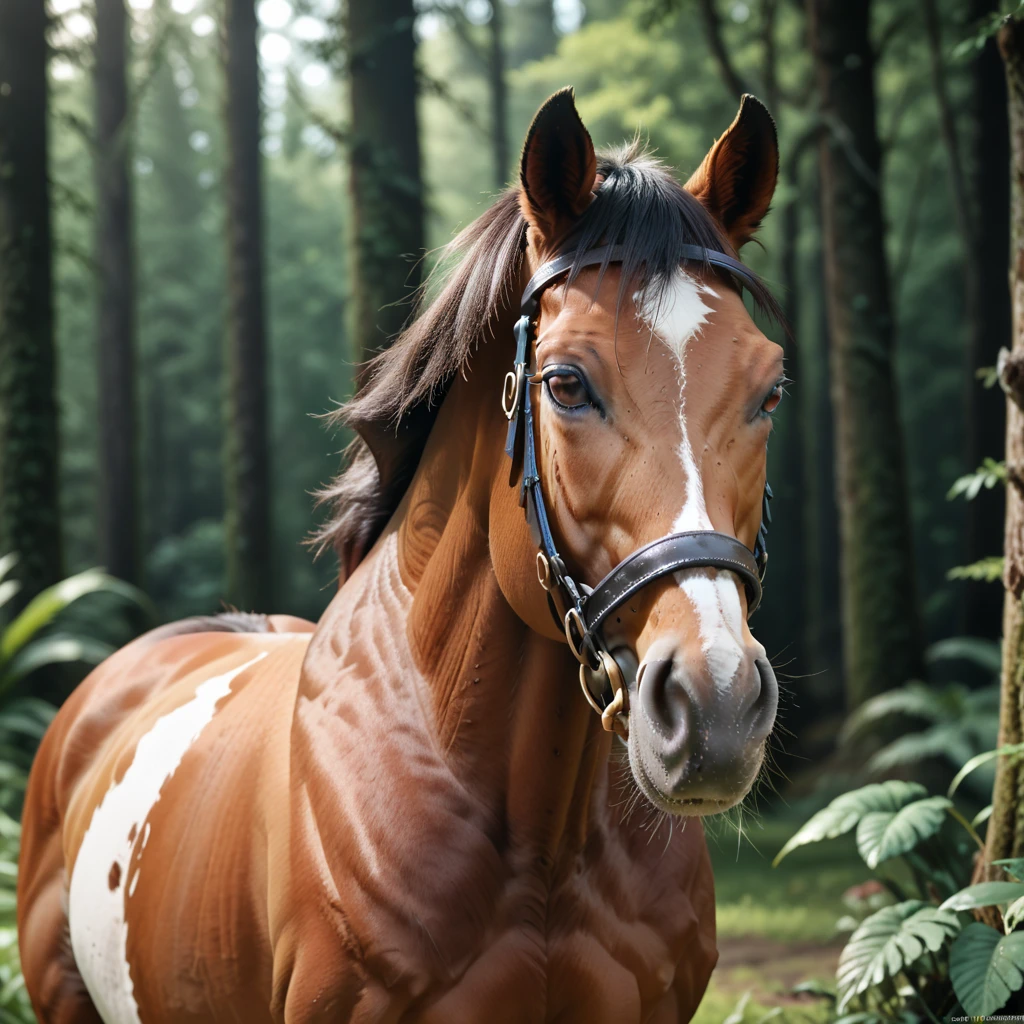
[714,936,843,1004]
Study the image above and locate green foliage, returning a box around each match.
[952,2,1024,61]
[926,637,1002,675]
[774,782,928,866]
[836,901,960,1012]
[779,766,1024,1019]
[949,925,1024,1016]
[947,557,1005,582]
[839,641,1001,797]
[941,882,1024,912]
[947,459,1007,501]
[0,558,151,696]
[855,796,952,869]
[948,742,1024,798]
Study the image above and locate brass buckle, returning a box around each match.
[502,364,525,420]
[564,607,598,668]
[579,651,629,740]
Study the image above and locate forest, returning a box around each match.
[2,0,1024,1019]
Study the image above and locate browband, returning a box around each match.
[519,242,763,315]
[504,241,771,738]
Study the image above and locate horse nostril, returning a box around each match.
[637,657,686,738]
[748,657,779,743]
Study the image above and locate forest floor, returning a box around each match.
[692,814,865,1023]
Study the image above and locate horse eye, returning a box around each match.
[762,384,784,415]
[546,372,590,410]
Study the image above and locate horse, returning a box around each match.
[18,87,786,1023]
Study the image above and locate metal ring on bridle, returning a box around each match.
[536,551,552,591]
[564,606,600,670]
[502,366,524,421]
[579,651,629,739]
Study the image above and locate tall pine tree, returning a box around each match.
[806,0,924,706]
[0,0,62,610]
[94,0,139,584]
[222,0,272,610]
[345,0,424,363]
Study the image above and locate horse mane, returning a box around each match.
[314,141,784,578]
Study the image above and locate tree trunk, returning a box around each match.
[489,0,509,191]
[761,0,810,689]
[984,14,1024,870]
[94,0,139,584]
[346,0,424,364]
[222,0,272,611]
[806,199,844,691]
[965,0,1012,641]
[511,0,557,65]
[806,0,924,708]
[0,0,62,611]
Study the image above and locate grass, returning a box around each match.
[692,812,867,1023]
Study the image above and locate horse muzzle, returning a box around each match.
[626,646,778,815]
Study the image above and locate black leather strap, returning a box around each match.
[583,532,763,637]
[520,242,761,314]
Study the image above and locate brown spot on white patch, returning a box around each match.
[127,823,136,843]
[108,861,121,891]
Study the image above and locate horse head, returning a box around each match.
[493,89,784,816]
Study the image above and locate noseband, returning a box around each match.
[503,243,772,739]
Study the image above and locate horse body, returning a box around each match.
[18,88,785,1022]
[18,334,717,1022]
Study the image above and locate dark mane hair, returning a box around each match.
[314,141,784,576]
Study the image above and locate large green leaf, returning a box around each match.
[1005,896,1024,933]
[0,634,115,694]
[0,555,17,586]
[839,684,942,746]
[866,726,975,775]
[855,796,952,868]
[775,782,927,866]
[0,582,19,615]
[949,743,1024,798]
[941,882,1024,912]
[0,569,151,665]
[995,859,1024,882]
[974,805,994,829]
[836,900,961,1012]
[950,923,1024,1016]
[927,636,1002,675]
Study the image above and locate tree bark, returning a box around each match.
[94,0,139,584]
[985,14,1024,870]
[345,0,424,364]
[489,0,509,191]
[222,0,272,611]
[806,0,924,707]
[0,0,62,611]
[966,0,1013,641]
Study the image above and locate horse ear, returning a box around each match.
[519,87,597,244]
[685,94,779,250]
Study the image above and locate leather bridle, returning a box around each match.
[503,242,773,739]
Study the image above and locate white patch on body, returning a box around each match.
[68,651,267,1024]
[637,270,748,690]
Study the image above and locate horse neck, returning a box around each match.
[334,315,615,859]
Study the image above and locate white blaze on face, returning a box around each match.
[68,651,267,1024]
[637,270,748,691]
